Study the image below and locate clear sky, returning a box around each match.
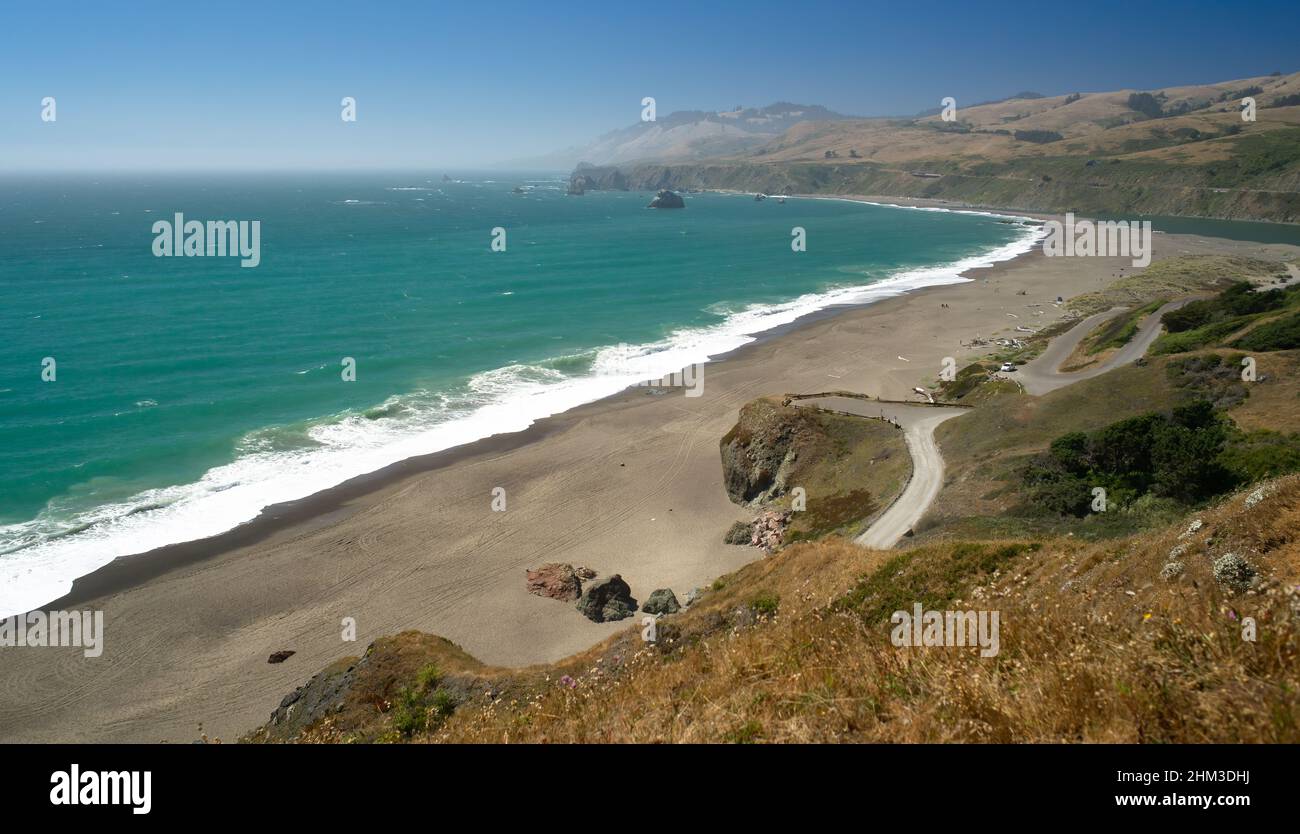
[3,0,1298,170]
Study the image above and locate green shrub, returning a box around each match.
[390,681,457,737]
[1164,282,1288,333]
[1128,92,1166,118]
[1023,401,1239,515]
[1220,429,1300,481]
[415,664,442,692]
[750,591,780,617]
[1013,129,1063,144]
[391,687,426,736]
[1152,318,1254,355]
[1233,311,1300,351]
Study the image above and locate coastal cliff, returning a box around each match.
[567,163,629,194]
[558,71,1300,223]
[569,158,1300,223]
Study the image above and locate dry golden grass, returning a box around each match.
[1066,256,1279,317]
[257,476,1300,744]
[754,72,1300,167]
[1225,351,1300,434]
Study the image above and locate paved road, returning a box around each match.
[1018,299,1190,395]
[792,397,967,549]
[803,299,1190,549]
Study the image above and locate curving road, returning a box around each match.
[810,299,1189,549]
[1018,299,1190,395]
[792,397,966,549]
[853,407,966,549]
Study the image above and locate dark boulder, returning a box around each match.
[642,589,681,615]
[576,575,638,622]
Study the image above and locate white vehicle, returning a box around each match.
[1000,362,1017,373]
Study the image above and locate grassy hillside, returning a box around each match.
[927,261,1300,543]
[246,475,1300,743]
[1065,255,1285,316]
[585,72,1300,222]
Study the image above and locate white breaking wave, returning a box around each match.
[0,208,1043,617]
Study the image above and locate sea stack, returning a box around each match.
[648,189,685,209]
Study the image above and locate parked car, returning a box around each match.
[1000,362,1017,372]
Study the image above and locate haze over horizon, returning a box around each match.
[3,0,1299,171]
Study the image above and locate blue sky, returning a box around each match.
[2,0,1298,170]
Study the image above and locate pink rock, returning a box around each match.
[526,563,583,601]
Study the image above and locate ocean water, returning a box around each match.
[0,173,1039,615]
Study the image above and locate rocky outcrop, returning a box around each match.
[568,163,629,195]
[576,575,638,622]
[251,632,483,742]
[642,589,681,615]
[723,512,791,552]
[647,189,685,209]
[526,563,583,601]
[720,398,823,504]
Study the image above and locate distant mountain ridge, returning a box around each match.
[518,102,854,169]
[554,71,1300,223]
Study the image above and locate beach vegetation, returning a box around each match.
[1232,310,1300,351]
[1068,256,1281,317]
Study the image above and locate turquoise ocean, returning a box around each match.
[0,173,1041,615]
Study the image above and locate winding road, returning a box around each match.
[1018,299,1191,395]
[807,299,1189,549]
[791,397,966,549]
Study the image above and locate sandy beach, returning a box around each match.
[1,215,1295,743]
